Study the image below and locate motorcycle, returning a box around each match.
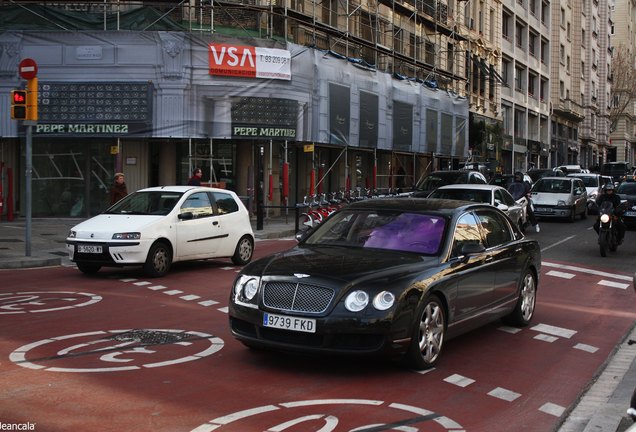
[596,201,624,257]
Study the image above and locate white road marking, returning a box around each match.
[147,285,166,291]
[133,281,152,286]
[574,343,599,353]
[180,295,201,301]
[120,278,137,282]
[542,261,633,281]
[531,324,577,338]
[541,236,577,252]
[498,326,522,334]
[198,300,219,307]
[163,290,183,296]
[217,307,228,313]
[539,402,566,417]
[488,387,521,402]
[598,280,630,290]
[11,329,224,373]
[534,334,559,343]
[546,270,576,279]
[444,374,475,388]
[193,400,464,432]
[220,266,236,271]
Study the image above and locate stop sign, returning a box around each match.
[19,58,38,80]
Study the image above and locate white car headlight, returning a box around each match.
[600,214,610,223]
[112,232,141,240]
[373,291,395,311]
[557,200,566,206]
[344,290,369,312]
[233,275,260,307]
[68,230,76,238]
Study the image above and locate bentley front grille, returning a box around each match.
[262,282,334,313]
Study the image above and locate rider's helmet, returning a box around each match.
[604,183,615,193]
[514,171,524,181]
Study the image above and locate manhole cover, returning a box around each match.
[106,329,194,345]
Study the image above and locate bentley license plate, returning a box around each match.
[263,312,316,333]
[623,211,636,217]
[77,245,102,254]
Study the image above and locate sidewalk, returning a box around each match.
[0,216,634,432]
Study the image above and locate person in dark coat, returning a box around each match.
[187,168,202,186]
[109,172,128,205]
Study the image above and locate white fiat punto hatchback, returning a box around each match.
[66,186,255,277]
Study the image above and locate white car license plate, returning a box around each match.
[535,207,553,213]
[77,245,103,254]
[623,211,636,217]
[263,312,316,333]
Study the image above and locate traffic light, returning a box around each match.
[26,77,38,121]
[11,90,27,120]
[9,78,37,121]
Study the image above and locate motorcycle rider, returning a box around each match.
[593,183,626,244]
[507,171,540,233]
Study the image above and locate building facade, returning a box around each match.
[0,2,470,219]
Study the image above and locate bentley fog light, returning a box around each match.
[345,290,369,312]
[373,291,395,311]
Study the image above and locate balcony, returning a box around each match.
[552,99,584,122]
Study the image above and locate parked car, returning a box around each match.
[567,173,613,214]
[228,198,541,370]
[428,184,527,232]
[527,168,565,183]
[616,179,636,228]
[530,177,588,221]
[66,186,255,277]
[411,170,488,197]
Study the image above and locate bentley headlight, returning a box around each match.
[233,275,260,307]
[600,214,610,223]
[373,291,395,311]
[112,232,141,240]
[68,230,77,238]
[345,290,369,312]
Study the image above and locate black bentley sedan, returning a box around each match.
[228,198,541,369]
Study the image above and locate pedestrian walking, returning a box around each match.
[109,172,128,205]
[187,168,203,186]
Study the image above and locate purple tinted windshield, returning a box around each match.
[363,213,445,254]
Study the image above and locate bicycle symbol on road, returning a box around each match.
[0,291,102,315]
[191,399,464,431]
[10,328,224,372]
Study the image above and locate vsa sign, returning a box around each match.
[208,44,291,81]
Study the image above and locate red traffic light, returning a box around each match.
[12,90,27,104]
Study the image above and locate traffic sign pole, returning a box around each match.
[17,58,38,257]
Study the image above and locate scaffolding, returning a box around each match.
[2,0,471,93]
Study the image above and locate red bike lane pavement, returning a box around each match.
[0,241,634,432]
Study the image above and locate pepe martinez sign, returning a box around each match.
[33,123,148,136]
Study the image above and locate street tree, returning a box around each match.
[609,45,636,132]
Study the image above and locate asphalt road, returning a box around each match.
[0,217,634,432]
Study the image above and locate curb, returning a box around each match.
[0,256,62,270]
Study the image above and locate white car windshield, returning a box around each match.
[106,191,183,215]
[304,210,446,255]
